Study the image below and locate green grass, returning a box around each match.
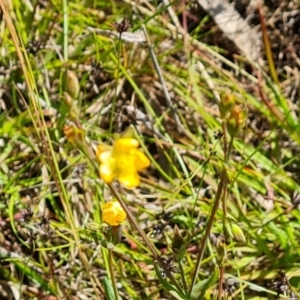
[1,0,300,299]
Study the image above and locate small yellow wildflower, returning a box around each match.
[102,201,126,226]
[96,136,150,188]
[64,124,85,148]
[64,124,95,160]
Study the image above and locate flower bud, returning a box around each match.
[64,124,86,149]
[219,93,235,119]
[64,92,80,121]
[102,201,126,226]
[66,71,80,99]
[226,105,246,137]
[111,225,123,245]
[64,92,73,109]
[103,225,123,246]
[172,225,185,255]
[230,223,246,244]
[216,242,227,266]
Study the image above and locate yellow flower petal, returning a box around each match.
[99,163,116,183]
[114,208,127,224]
[114,138,139,153]
[102,201,126,226]
[96,144,112,161]
[115,154,133,171]
[99,151,114,163]
[118,170,140,188]
[96,133,150,187]
[130,149,151,170]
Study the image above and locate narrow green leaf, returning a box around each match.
[191,267,220,300]
[155,267,187,300]
[102,277,121,300]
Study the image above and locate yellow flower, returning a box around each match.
[102,201,126,226]
[64,124,85,148]
[96,136,150,188]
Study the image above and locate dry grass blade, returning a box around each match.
[197,0,261,61]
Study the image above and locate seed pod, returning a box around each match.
[172,225,185,255]
[63,92,80,121]
[226,105,246,137]
[64,92,73,109]
[219,93,235,119]
[66,70,80,99]
[230,223,246,244]
[216,242,227,266]
[110,225,123,245]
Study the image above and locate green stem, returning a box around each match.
[189,169,228,297]
[189,121,233,297]
[62,0,68,62]
[109,34,122,136]
[178,259,188,294]
[108,248,119,300]
[225,135,234,164]
[218,266,225,300]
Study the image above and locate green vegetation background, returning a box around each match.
[1,0,300,299]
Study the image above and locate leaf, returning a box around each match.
[102,277,122,300]
[191,267,220,300]
[155,267,187,300]
[0,254,57,296]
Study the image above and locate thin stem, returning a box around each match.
[178,259,188,294]
[225,135,234,164]
[190,121,233,296]
[108,248,119,300]
[63,0,68,62]
[142,25,182,131]
[109,34,122,136]
[189,169,228,296]
[218,266,225,300]
[222,122,228,159]
[219,185,228,300]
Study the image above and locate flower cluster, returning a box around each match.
[64,125,151,228]
[219,93,246,137]
[96,136,150,189]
